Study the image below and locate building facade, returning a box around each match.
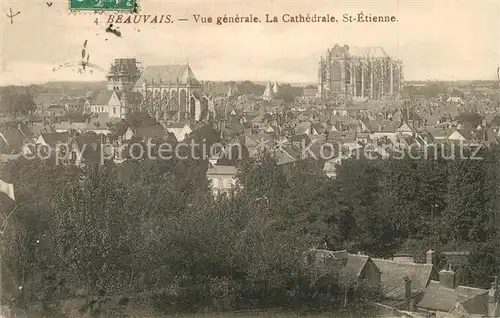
[317,44,404,100]
[106,58,142,92]
[133,64,210,122]
[206,165,239,197]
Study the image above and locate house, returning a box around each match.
[165,123,192,142]
[447,129,472,142]
[66,135,102,167]
[206,165,239,196]
[425,126,449,142]
[341,252,382,288]
[29,132,70,158]
[89,90,143,119]
[231,133,275,158]
[302,249,381,287]
[359,118,380,133]
[44,105,67,118]
[35,132,70,147]
[396,121,416,136]
[295,122,321,135]
[134,125,168,143]
[370,120,400,142]
[416,266,497,317]
[372,257,438,302]
[120,124,170,144]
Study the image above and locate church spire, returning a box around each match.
[263,81,273,101]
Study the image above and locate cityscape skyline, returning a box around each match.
[1,0,499,85]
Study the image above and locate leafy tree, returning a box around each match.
[0,91,36,115]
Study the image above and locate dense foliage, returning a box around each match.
[0,142,499,316]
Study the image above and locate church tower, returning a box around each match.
[106,58,141,92]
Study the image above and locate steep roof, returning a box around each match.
[372,258,435,300]
[272,81,280,95]
[275,145,302,165]
[342,254,370,277]
[92,90,115,105]
[417,280,489,315]
[262,81,273,100]
[38,132,69,147]
[134,65,199,87]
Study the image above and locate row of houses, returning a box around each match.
[304,248,499,317]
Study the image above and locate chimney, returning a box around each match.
[403,277,415,311]
[439,265,456,289]
[426,249,434,265]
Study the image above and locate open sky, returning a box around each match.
[0,0,499,85]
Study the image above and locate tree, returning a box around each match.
[0,91,36,115]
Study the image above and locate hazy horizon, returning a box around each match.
[1,0,499,85]
[1,78,499,89]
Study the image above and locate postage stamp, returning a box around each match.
[69,0,136,12]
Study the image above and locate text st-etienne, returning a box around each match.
[342,12,397,23]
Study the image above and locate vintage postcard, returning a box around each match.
[1,0,500,317]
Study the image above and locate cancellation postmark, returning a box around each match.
[69,0,137,13]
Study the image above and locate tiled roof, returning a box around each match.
[38,132,69,147]
[206,165,238,176]
[378,120,400,133]
[312,122,327,134]
[134,65,199,87]
[295,122,312,135]
[71,135,100,149]
[222,122,244,137]
[417,280,458,312]
[288,134,311,144]
[275,145,302,165]
[372,258,435,301]
[457,289,489,315]
[417,280,489,315]
[135,125,166,140]
[92,90,114,105]
[342,254,370,278]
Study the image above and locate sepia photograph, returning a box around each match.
[0,0,499,317]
